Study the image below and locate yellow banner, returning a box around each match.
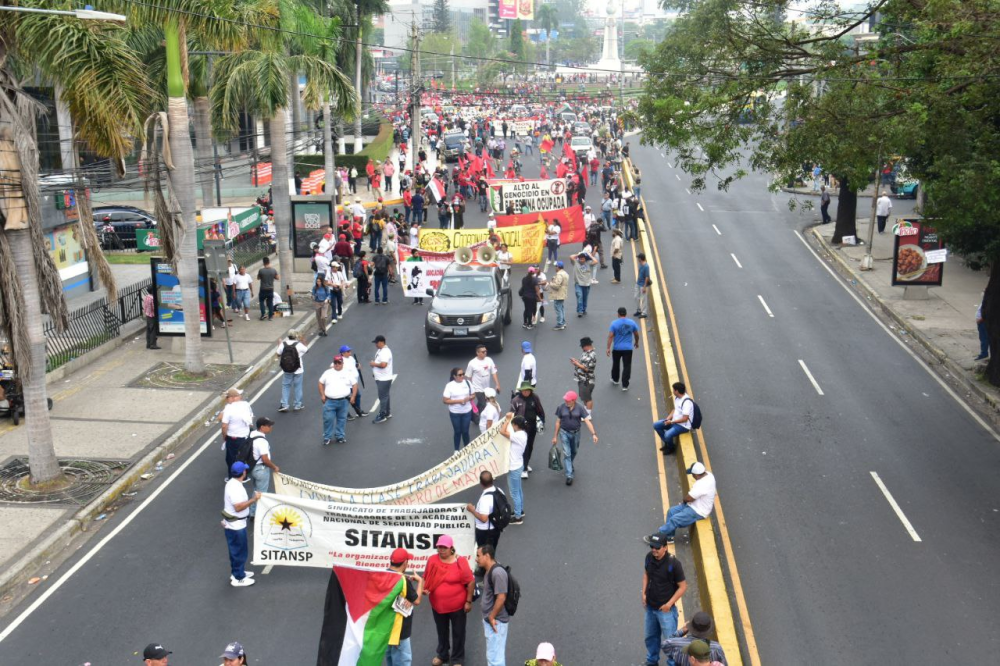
[418,223,545,264]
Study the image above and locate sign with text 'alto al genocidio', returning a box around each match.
[251,495,475,571]
[273,422,510,504]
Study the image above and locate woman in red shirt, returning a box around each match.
[424,534,474,666]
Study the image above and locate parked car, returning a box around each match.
[92,206,156,251]
[425,263,512,354]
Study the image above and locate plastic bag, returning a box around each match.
[548,444,563,472]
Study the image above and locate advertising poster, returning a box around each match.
[418,223,545,264]
[495,207,588,244]
[44,224,88,281]
[251,495,476,571]
[891,219,945,287]
[516,0,534,21]
[136,207,263,252]
[150,258,211,336]
[292,200,333,257]
[274,422,511,505]
[489,177,568,214]
[498,0,516,19]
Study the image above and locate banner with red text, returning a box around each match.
[495,206,587,245]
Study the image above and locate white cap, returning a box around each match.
[484,387,497,399]
[535,643,556,660]
[688,462,707,475]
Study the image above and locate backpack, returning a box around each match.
[682,397,703,430]
[353,260,364,279]
[279,342,301,373]
[488,487,513,532]
[486,563,521,616]
[235,434,266,473]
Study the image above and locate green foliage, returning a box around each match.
[623,38,655,61]
[465,18,496,59]
[431,0,452,34]
[420,32,459,76]
[295,121,393,173]
[510,19,524,60]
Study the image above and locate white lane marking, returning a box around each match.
[870,471,922,542]
[0,303,351,643]
[696,203,704,212]
[730,253,743,268]
[793,229,1000,442]
[798,359,825,395]
[685,188,691,195]
[262,565,274,575]
[367,373,398,415]
[757,295,775,318]
[712,224,722,235]
[676,174,681,181]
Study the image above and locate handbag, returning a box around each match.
[548,444,563,472]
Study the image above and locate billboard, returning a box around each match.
[150,257,211,337]
[291,200,333,258]
[891,219,946,287]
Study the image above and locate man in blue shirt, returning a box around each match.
[635,253,651,319]
[607,307,641,391]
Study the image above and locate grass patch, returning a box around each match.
[104,253,153,264]
[47,332,114,373]
[18,474,73,493]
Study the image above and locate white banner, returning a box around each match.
[252,495,475,571]
[273,421,511,505]
[489,178,568,214]
[395,241,489,298]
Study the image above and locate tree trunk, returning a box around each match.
[354,8,364,154]
[9,229,63,483]
[323,98,336,207]
[546,38,550,66]
[832,181,858,244]
[54,83,76,173]
[192,95,215,209]
[270,109,294,296]
[985,263,1000,386]
[290,69,302,155]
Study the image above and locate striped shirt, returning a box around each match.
[661,636,728,666]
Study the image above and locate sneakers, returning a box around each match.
[510,516,524,525]
[540,316,545,323]
[565,477,574,486]
[336,438,347,444]
[292,405,303,411]
[373,416,388,424]
[553,325,566,330]
[633,311,642,317]
[637,313,648,319]
[244,313,250,321]
[259,315,267,320]
[610,279,620,284]
[520,470,529,479]
[527,466,533,472]
[323,438,332,446]
[231,576,256,587]
[611,379,619,385]
[231,572,255,581]
[347,413,357,421]
[622,386,629,392]
[278,406,289,413]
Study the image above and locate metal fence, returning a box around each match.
[231,234,274,269]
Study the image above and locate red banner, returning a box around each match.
[495,207,587,245]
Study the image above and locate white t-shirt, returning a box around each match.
[497,250,512,270]
[673,394,695,431]
[372,346,394,380]
[546,224,561,243]
[250,430,271,463]
[518,353,537,387]
[222,401,254,438]
[314,253,331,276]
[233,273,253,290]
[443,380,473,414]
[479,402,501,431]
[509,429,528,471]
[342,355,360,384]
[474,488,497,530]
[688,472,717,518]
[327,269,345,289]
[317,236,335,260]
[223,477,249,530]
[408,226,419,246]
[223,264,236,286]
[275,341,308,375]
[319,367,356,399]
[876,196,892,217]
[466,356,497,393]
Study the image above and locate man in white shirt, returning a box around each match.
[326,261,345,323]
[317,228,336,261]
[276,332,308,412]
[223,259,237,311]
[350,198,366,222]
[314,246,331,279]
[220,387,254,475]
[656,462,716,544]
[654,382,694,455]
[466,344,501,412]
[318,355,358,445]
[465,470,504,553]
[876,190,893,234]
[223,461,261,587]
[339,344,368,420]
[248,417,278,518]
[517,341,537,388]
[370,335,394,424]
[232,266,254,321]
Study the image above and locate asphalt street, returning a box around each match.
[0,150,680,664]
[633,141,1000,663]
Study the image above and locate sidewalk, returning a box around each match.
[0,269,339,599]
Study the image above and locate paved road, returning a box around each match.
[0,150,684,665]
[633,142,1000,663]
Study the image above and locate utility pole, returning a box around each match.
[450,44,455,90]
[411,21,421,171]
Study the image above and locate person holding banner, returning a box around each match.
[499,414,527,525]
[443,368,476,451]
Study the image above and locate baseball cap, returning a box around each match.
[688,462,707,475]
[535,643,556,660]
[555,261,564,268]
[684,639,712,659]
[339,345,352,353]
[333,355,344,363]
[230,461,249,477]
[645,532,670,549]
[484,387,497,398]
[255,416,275,429]
[528,266,537,273]
[372,335,386,344]
[521,341,532,353]
[224,388,243,398]
[436,534,454,548]
[390,547,413,565]
[563,390,578,402]
[143,644,171,660]
[220,641,245,659]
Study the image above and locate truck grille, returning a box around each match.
[441,314,481,326]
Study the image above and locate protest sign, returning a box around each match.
[489,178,568,214]
[418,223,545,264]
[495,207,588,245]
[395,241,487,298]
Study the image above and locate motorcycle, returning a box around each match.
[0,368,53,425]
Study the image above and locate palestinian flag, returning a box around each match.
[317,566,405,666]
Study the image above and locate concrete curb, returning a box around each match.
[808,226,1000,416]
[0,294,326,601]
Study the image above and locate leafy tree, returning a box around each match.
[623,38,654,61]
[430,0,451,34]
[535,2,559,65]
[465,18,496,59]
[509,19,525,65]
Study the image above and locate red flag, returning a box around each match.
[540,138,555,153]
[495,207,587,245]
[485,160,495,178]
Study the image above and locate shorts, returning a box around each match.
[577,381,594,403]
[234,289,251,309]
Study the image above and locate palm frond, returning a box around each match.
[211,50,288,133]
[293,54,357,114]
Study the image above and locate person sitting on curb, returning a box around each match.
[653,383,694,455]
[654,462,716,544]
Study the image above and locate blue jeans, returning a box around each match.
[590,171,598,185]
[450,410,473,450]
[374,274,389,302]
[369,229,383,250]
[249,464,271,517]
[330,289,343,318]
[659,503,704,538]
[644,605,679,664]
[385,637,412,666]
[575,284,590,313]
[281,372,303,409]
[554,300,565,327]
[602,210,611,227]
[559,429,580,479]
[483,619,509,666]
[508,465,524,517]
[323,397,349,441]
[634,185,642,199]
[978,320,990,357]
[404,205,412,223]
[224,528,248,580]
[653,420,687,454]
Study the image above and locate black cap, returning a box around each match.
[372,335,386,344]
[143,644,172,660]
[256,416,275,429]
[645,533,670,549]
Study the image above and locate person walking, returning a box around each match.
[517,342,538,389]
[551,391,598,486]
[610,229,624,284]
[653,382,695,454]
[466,471,505,552]
[425,535,475,666]
[876,190,892,234]
[477,544,511,666]
[232,265,254,321]
[372,247,391,304]
[355,250,372,304]
[548,261,569,330]
[571,337,597,412]
[222,461,260,587]
[608,307,641,391]
[570,250,598,317]
[318,355,358,446]
[657,462,716,544]
[327,261,345,324]
[219,641,249,666]
[221,388,254,474]
[256,257,278,320]
[276,331,308,412]
[371,335,394,423]
[142,643,172,665]
[509,383,544,479]
[641,532,687,665]
[385,548,423,666]
[310,276,331,334]
[820,185,832,224]
[519,268,540,329]
[340,345,368,421]
[142,286,160,350]
[499,414,527,524]
[635,253,651,318]
[444,367,476,451]
[479,387,502,431]
[247,417,278,519]
[466,345,501,413]
[223,257,237,310]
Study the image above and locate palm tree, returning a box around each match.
[0,6,151,484]
[535,3,559,66]
[339,0,388,153]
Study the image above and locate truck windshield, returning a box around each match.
[437,275,495,298]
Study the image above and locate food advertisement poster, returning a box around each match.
[150,258,211,336]
[891,219,945,287]
[45,224,88,281]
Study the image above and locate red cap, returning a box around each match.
[390,548,412,565]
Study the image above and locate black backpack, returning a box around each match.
[353,260,365,279]
[279,342,301,373]
[236,434,266,473]
[488,488,513,532]
[682,397,703,430]
[486,563,521,616]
